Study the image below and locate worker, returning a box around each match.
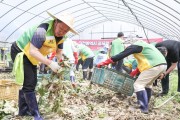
[10,11,77,119]
[97,40,167,114]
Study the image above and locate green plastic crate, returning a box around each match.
[37,74,51,81]
[91,67,135,96]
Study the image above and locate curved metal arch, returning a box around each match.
[101,0,180,35]
[73,18,170,40]
[110,16,172,39]
[0,1,44,19]
[156,0,180,16]
[68,19,109,38]
[82,0,112,22]
[5,2,88,41]
[138,23,173,40]
[0,0,28,18]
[73,9,96,18]
[109,16,173,40]
[70,20,177,40]
[41,2,91,22]
[0,0,48,32]
[129,0,180,29]
[143,0,180,22]
[174,0,180,4]
[71,17,170,40]
[69,18,138,38]
[92,1,180,36]
[69,4,177,38]
[3,0,179,42]
[67,11,172,39]
[75,13,105,24]
[99,10,179,39]
[75,17,110,29]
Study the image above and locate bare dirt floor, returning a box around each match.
[0,71,180,120]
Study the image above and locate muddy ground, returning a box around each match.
[0,71,180,120]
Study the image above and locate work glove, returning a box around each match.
[48,61,61,73]
[97,58,114,68]
[59,59,63,62]
[130,68,140,77]
[73,52,78,64]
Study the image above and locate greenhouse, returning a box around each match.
[0,0,180,119]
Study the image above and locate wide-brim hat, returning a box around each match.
[47,11,78,35]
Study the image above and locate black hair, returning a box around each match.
[117,32,124,37]
[157,46,167,57]
[100,51,106,54]
[56,19,62,23]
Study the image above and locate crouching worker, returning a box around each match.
[74,42,94,80]
[10,11,78,120]
[97,40,167,114]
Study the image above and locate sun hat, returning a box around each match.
[47,11,78,34]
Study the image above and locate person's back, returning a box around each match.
[156,40,180,63]
[110,32,125,56]
[77,44,94,59]
[109,32,125,71]
[134,41,166,72]
[75,43,94,80]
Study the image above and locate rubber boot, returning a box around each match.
[145,88,152,103]
[88,72,93,80]
[83,71,87,80]
[24,92,43,120]
[18,90,31,116]
[136,90,149,114]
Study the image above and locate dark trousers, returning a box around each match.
[82,57,94,70]
[112,59,123,72]
[178,61,180,92]
[161,60,180,93]
[11,42,37,92]
[76,58,83,71]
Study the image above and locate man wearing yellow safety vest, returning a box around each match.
[10,11,78,120]
[97,40,167,114]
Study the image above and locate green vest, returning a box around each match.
[78,44,94,60]
[110,38,124,56]
[16,20,66,65]
[133,41,166,72]
[124,59,137,69]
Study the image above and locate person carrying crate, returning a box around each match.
[97,40,167,114]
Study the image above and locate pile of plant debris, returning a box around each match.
[0,70,180,120]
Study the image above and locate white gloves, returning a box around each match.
[48,61,61,73]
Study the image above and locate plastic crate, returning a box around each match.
[0,80,21,101]
[91,67,135,96]
[37,74,51,81]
